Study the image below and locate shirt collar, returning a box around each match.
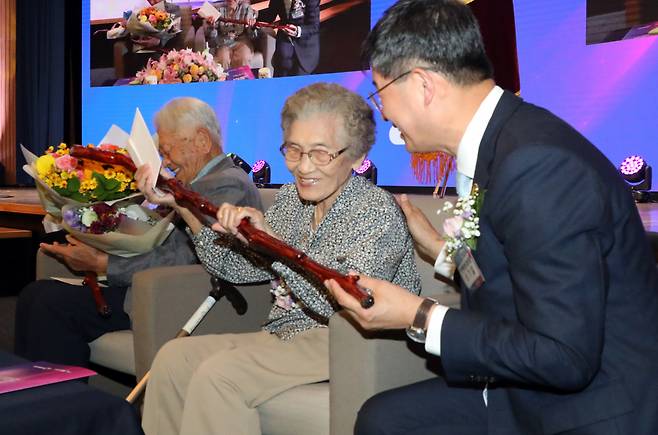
[455,85,504,178]
[190,153,227,184]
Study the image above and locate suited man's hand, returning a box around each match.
[283,24,298,37]
[397,194,444,261]
[324,274,424,330]
[40,235,109,274]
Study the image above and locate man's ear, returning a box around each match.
[414,68,446,107]
[194,128,212,154]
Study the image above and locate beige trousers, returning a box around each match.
[141,327,329,435]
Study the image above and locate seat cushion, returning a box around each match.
[259,382,329,435]
[89,330,135,375]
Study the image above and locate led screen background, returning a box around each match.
[82,1,658,187]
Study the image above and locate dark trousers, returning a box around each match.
[272,41,310,77]
[14,279,131,367]
[355,376,487,435]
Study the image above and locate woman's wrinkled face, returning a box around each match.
[283,113,362,207]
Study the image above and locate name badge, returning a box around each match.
[454,245,485,290]
[290,0,305,19]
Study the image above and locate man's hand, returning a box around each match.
[396,194,443,261]
[324,274,424,330]
[40,235,109,274]
[135,164,177,208]
[283,24,298,37]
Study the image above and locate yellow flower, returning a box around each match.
[47,146,54,153]
[183,74,192,83]
[130,181,137,190]
[139,14,148,23]
[60,172,69,180]
[36,154,56,178]
[58,143,67,149]
[198,66,205,75]
[119,182,127,192]
[104,169,116,179]
[190,64,199,76]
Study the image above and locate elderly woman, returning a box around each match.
[137,83,421,435]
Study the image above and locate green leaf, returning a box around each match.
[466,238,477,251]
[66,177,80,193]
[53,186,69,197]
[104,178,120,191]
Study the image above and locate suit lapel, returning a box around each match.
[473,91,523,189]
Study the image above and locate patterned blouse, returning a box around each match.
[191,176,421,340]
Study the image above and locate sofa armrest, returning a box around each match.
[329,291,460,435]
[130,264,273,378]
[35,249,82,280]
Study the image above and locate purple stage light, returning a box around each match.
[619,155,647,183]
[251,159,271,186]
[355,159,372,174]
[252,160,266,173]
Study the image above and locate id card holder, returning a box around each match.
[454,245,485,290]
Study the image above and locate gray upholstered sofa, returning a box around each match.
[35,187,459,435]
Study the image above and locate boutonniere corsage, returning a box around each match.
[438,183,485,259]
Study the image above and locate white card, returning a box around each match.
[197,1,221,20]
[98,124,130,148]
[127,108,161,189]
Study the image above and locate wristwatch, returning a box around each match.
[405,297,438,343]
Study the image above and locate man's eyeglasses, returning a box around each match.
[367,70,412,113]
[279,143,349,166]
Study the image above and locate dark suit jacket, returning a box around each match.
[440,91,658,434]
[106,156,263,312]
[258,0,320,73]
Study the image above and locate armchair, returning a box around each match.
[35,189,459,434]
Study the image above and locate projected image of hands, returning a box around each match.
[89,0,371,86]
[587,0,658,44]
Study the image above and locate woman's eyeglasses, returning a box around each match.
[279,144,349,166]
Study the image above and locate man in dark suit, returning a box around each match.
[15,97,263,367]
[258,0,320,77]
[324,1,658,434]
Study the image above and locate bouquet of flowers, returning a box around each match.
[125,3,181,46]
[61,200,174,258]
[131,48,226,85]
[22,143,140,218]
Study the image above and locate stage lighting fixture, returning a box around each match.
[354,159,377,185]
[252,159,271,186]
[227,153,252,174]
[619,155,651,190]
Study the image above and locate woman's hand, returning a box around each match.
[211,203,276,243]
[135,164,177,208]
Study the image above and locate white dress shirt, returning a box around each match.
[424,85,504,357]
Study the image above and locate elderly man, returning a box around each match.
[324,1,658,434]
[14,97,262,367]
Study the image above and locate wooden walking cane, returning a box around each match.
[125,276,247,403]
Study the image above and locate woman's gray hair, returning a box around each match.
[281,83,375,160]
[154,97,223,149]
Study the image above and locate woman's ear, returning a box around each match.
[351,154,367,171]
